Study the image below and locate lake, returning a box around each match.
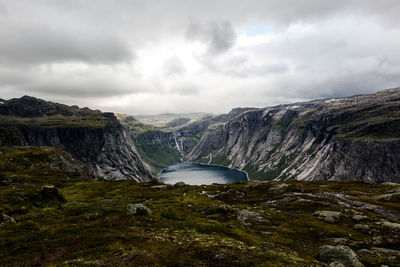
[158,162,248,185]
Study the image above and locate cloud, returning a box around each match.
[0,25,133,66]
[164,56,186,77]
[0,0,400,115]
[0,1,6,16]
[186,20,236,54]
[0,63,145,98]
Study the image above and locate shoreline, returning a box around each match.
[156,161,250,182]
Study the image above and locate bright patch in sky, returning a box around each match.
[246,26,270,36]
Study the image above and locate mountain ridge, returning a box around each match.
[185,87,400,183]
[0,96,152,181]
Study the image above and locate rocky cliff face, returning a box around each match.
[0,96,151,181]
[187,88,400,183]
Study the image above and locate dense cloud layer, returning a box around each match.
[0,0,400,114]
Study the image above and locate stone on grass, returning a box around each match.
[376,221,400,230]
[150,185,168,191]
[353,224,370,232]
[329,262,345,267]
[352,215,368,221]
[319,245,364,267]
[40,185,67,203]
[237,209,268,226]
[1,213,16,224]
[126,203,151,216]
[268,183,289,191]
[173,182,186,188]
[314,211,343,223]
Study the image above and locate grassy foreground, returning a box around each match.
[1,148,400,266]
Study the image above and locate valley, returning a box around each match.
[1,88,400,266]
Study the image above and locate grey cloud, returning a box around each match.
[0,0,400,114]
[228,63,288,78]
[170,86,199,96]
[164,56,186,77]
[197,55,288,78]
[0,1,6,16]
[0,66,144,98]
[186,20,236,54]
[0,25,133,66]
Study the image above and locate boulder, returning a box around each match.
[40,186,66,203]
[268,183,289,191]
[173,182,186,188]
[1,213,16,224]
[126,203,151,216]
[150,185,168,191]
[319,245,364,267]
[371,192,400,201]
[324,238,349,245]
[352,215,368,221]
[314,211,343,223]
[353,224,370,232]
[375,221,400,230]
[329,262,345,267]
[358,247,400,258]
[218,204,234,214]
[237,209,268,226]
[244,181,267,189]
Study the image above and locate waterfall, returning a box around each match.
[174,136,183,155]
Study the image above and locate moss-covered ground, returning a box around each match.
[0,115,111,128]
[1,147,399,266]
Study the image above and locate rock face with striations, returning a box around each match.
[186,88,400,183]
[0,96,151,181]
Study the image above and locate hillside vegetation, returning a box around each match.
[1,146,399,266]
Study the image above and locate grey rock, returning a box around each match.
[244,181,267,189]
[237,209,268,226]
[1,214,16,224]
[353,224,370,232]
[173,181,186,188]
[372,236,384,246]
[314,211,343,223]
[319,245,364,267]
[352,215,368,221]
[381,182,400,186]
[324,238,349,245]
[371,192,400,201]
[151,185,168,191]
[126,203,151,216]
[268,183,289,191]
[329,262,345,267]
[371,247,400,257]
[375,221,400,230]
[358,247,400,259]
[218,204,234,213]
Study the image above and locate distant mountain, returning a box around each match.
[135,112,213,127]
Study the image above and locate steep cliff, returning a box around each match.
[0,96,151,181]
[187,88,400,183]
[118,117,181,175]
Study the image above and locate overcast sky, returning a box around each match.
[1,0,400,115]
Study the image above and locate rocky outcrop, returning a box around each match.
[0,96,151,181]
[186,88,400,183]
[319,245,364,267]
[126,203,151,216]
